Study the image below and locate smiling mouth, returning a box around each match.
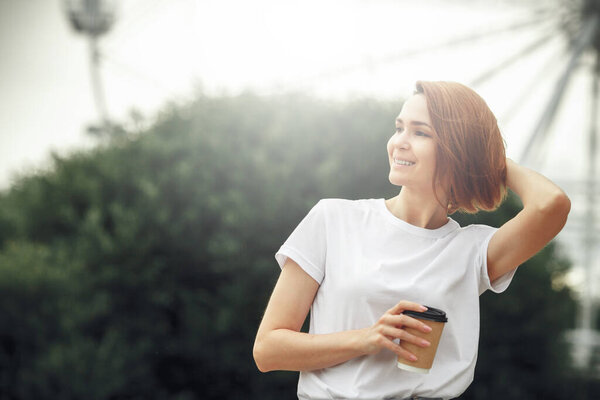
[393,157,415,166]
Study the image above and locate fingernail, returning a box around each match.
[420,305,427,311]
[410,354,417,361]
[423,325,432,332]
[421,339,430,346]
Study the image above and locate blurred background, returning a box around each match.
[0,0,599,398]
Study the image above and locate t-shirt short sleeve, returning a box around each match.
[275,200,327,284]
[477,225,517,295]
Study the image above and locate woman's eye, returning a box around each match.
[415,131,429,137]
[395,127,403,133]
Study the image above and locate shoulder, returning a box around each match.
[452,222,498,244]
[315,197,379,216]
[457,222,497,235]
[308,198,380,229]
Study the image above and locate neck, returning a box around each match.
[385,187,449,229]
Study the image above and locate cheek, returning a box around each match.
[423,143,437,162]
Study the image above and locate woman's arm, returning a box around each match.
[253,258,432,372]
[487,159,571,283]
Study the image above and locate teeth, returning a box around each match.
[394,158,415,166]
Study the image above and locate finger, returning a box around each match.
[388,300,427,315]
[377,334,416,361]
[383,314,433,334]
[380,325,430,348]
[396,343,419,362]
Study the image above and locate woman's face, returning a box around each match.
[387,94,438,191]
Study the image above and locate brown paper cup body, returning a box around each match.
[397,320,445,373]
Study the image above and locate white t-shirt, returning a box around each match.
[275,198,516,400]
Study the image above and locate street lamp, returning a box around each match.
[63,0,117,135]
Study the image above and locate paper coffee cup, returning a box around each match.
[397,306,448,374]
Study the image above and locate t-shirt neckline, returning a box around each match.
[377,198,459,238]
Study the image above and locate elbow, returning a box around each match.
[558,191,571,216]
[253,339,272,373]
[539,190,571,225]
[550,190,571,219]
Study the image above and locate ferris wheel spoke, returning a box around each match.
[292,11,558,89]
[468,28,558,88]
[469,11,578,89]
[519,15,599,166]
[498,44,560,125]
[378,12,557,64]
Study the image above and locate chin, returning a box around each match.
[388,173,403,187]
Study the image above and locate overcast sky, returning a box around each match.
[0,0,586,186]
[0,0,596,290]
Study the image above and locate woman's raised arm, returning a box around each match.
[487,158,571,283]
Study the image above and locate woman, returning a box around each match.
[253,81,571,399]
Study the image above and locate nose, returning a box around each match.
[392,131,410,150]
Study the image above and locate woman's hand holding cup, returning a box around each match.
[358,300,432,362]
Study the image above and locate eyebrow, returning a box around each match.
[395,118,432,129]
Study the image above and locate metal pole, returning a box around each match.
[88,35,110,130]
[581,50,599,366]
[570,49,600,372]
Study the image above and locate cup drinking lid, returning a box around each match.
[402,306,448,322]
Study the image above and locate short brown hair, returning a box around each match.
[415,81,507,214]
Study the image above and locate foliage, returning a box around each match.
[0,91,596,399]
